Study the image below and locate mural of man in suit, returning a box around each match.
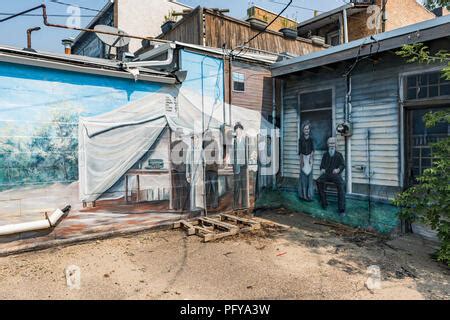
[298,121,314,202]
[233,122,248,209]
[170,128,190,211]
[316,137,346,215]
[203,130,220,209]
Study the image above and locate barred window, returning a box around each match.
[406,71,450,100]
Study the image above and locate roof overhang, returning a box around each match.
[0,45,176,84]
[272,15,450,77]
[298,5,368,36]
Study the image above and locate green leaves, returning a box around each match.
[423,0,450,10]
[393,110,450,266]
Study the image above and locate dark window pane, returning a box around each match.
[429,85,439,97]
[407,88,417,100]
[418,86,427,99]
[422,158,431,168]
[440,84,450,96]
[407,76,417,89]
[422,148,431,157]
[419,74,428,86]
[412,148,420,157]
[429,72,440,85]
[299,89,332,111]
[233,81,245,92]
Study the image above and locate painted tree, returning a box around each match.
[395,44,450,266]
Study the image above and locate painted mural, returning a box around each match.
[0,62,164,225]
[0,51,277,232]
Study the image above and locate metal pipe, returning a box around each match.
[0,5,44,23]
[0,207,69,237]
[345,75,353,194]
[367,129,372,225]
[1,5,169,44]
[272,78,277,189]
[342,8,349,43]
[26,27,41,49]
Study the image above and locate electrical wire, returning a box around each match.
[231,0,293,58]
[49,0,103,13]
[258,0,323,13]
[0,12,97,18]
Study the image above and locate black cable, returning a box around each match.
[49,0,103,13]
[0,12,97,18]
[259,0,323,13]
[231,0,293,58]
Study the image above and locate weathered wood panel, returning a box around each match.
[203,9,324,56]
[159,8,203,45]
[227,60,273,117]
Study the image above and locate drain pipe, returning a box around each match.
[0,206,70,236]
[344,75,353,194]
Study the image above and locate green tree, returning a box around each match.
[423,0,450,10]
[395,44,450,266]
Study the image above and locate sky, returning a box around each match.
[0,0,350,53]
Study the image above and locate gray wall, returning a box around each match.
[280,50,448,200]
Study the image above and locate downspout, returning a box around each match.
[345,75,353,194]
[280,79,285,179]
[0,206,70,237]
[342,8,349,44]
[272,78,277,189]
[381,0,387,33]
[228,56,233,126]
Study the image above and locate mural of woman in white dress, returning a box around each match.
[298,121,314,202]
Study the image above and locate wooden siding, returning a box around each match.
[204,9,324,56]
[281,51,450,198]
[158,7,203,45]
[160,7,325,56]
[225,60,273,117]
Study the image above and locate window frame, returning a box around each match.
[232,72,246,93]
[326,30,341,46]
[403,70,450,102]
[297,87,336,153]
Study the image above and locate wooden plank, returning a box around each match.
[200,217,239,232]
[220,213,258,225]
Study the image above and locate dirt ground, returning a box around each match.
[0,209,448,300]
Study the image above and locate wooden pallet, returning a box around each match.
[173,213,261,242]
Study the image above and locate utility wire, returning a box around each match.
[49,0,103,13]
[231,0,293,58]
[0,12,97,17]
[259,0,323,13]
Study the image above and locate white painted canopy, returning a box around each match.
[79,87,275,203]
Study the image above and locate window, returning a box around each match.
[326,30,340,46]
[299,89,333,151]
[406,107,449,185]
[405,71,450,100]
[232,72,245,92]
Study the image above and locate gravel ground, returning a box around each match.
[0,209,448,300]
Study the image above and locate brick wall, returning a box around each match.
[384,0,435,31]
